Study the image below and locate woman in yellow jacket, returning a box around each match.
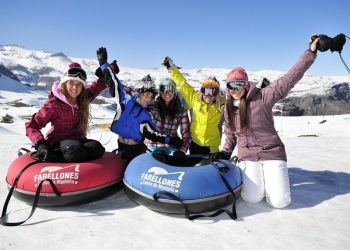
[162,57,225,155]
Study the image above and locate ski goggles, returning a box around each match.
[66,68,87,81]
[159,85,176,94]
[226,80,247,91]
[200,87,219,97]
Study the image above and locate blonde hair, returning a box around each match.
[61,83,91,136]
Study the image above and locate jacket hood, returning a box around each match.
[246,82,260,102]
[51,81,79,109]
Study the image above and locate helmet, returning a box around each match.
[134,74,157,97]
[158,77,177,95]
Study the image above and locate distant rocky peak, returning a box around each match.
[0,64,20,82]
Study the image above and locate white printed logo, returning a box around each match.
[33,164,80,187]
[140,167,185,193]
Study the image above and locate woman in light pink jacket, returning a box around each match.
[211,35,320,208]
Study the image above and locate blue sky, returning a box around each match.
[1,0,350,76]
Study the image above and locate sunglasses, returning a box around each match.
[226,80,247,91]
[200,87,219,97]
[66,68,87,81]
[159,85,176,94]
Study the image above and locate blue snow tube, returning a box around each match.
[123,152,242,215]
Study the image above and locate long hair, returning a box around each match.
[156,95,179,122]
[225,90,249,134]
[61,83,91,136]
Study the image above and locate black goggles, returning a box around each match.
[159,85,176,94]
[200,87,219,97]
[226,80,247,91]
[66,68,87,81]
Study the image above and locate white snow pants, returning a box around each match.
[238,160,291,208]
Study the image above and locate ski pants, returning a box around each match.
[238,160,291,208]
[52,139,105,163]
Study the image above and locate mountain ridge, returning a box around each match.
[1,44,349,115]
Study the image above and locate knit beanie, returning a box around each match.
[60,62,87,85]
[200,75,220,88]
[226,67,248,89]
[134,74,157,96]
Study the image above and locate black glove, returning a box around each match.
[162,56,181,71]
[97,47,108,66]
[168,136,184,150]
[95,67,103,78]
[110,60,120,74]
[36,140,52,161]
[173,150,186,163]
[209,151,231,160]
[260,78,271,88]
[310,34,346,53]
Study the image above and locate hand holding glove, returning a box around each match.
[36,140,52,161]
[97,47,108,66]
[309,34,321,53]
[173,150,186,163]
[162,56,181,71]
[310,33,347,53]
[209,151,231,160]
[168,136,184,150]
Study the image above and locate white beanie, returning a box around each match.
[60,62,87,85]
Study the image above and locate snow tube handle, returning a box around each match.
[209,158,230,173]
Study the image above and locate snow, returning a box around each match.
[1,68,350,250]
[1,45,349,96]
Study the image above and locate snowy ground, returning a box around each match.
[1,103,350,249]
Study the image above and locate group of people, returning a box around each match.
[25,35,321,209]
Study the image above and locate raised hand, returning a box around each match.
[96,47,108,66]
[162,56,180,71]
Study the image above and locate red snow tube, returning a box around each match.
[5,151,126,206]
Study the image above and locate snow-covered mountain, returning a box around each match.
[1,44,349,115]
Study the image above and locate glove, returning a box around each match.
[96,47,108,66]
[110,60,120,74]
[313,33,347,53]
[260,78,271,88]
[168,136,184,150]
[95,67,103,78]
[36,140,52,161]
[162,56,181,71]
[331,33,346,53]
[209,151,231,160]
[173,150,186,163]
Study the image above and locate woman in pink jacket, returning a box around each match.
[211,35,321,208]
[25,62,106,162]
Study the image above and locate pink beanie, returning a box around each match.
[226,67,248,82]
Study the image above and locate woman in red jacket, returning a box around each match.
[25,62,106,162]
[211,35,321,208]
